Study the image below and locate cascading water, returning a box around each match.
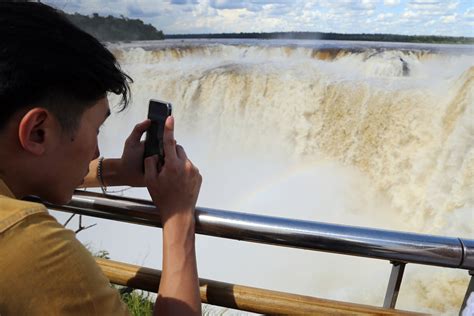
[55,39,473,315]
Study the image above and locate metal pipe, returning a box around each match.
[383,262,406,308]
[460,271,474,314]
[38,191,474,270]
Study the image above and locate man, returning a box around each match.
[0,2,202,315]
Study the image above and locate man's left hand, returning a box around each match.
[118,119,151,187]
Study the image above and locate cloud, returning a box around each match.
[170,0,199,4]
[41,0,473,37]
[447,1,460,10]
[465,7,474,20]
[424,19,436,26]
[209,0,293,12]
[384,0,400,6]
[266,4,293,16]
[375,12,394,21]
[403,0,462,18]
[409,0,440,5]
[408,0,455,11]
[324,0,376,10]
[209,0,247,10]
[441,13,457,23]
[126,4,162,18]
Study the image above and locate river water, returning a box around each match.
[53,39,473,315]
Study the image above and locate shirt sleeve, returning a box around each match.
[0,211,131,316]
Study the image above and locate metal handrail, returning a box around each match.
[43,190,473,270]
[33,190,474,312]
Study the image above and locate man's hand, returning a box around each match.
[144,116,202,316]
[144,116,201,225]
[80,120,150,189]
[118,119,151,187]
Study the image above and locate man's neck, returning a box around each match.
[0,167,24,199]
[0,149,32,199]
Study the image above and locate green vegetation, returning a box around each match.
[121,290,154,316]
[64,12,164,42]
[93,249,155,315]
[166,31,474,44]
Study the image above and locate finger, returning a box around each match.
[127,120,151,144]
[163,116,177,161]
[144,155,158,183]
[176,144,188,160]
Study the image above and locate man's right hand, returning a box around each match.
[144,115,202,226]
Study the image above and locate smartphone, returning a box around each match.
[144,100,172,166]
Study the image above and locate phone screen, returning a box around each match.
[144,100,172,164]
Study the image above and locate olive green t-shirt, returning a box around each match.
[0,179,130,315]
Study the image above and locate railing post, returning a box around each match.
[384,261,406,309]
[460,270,474,315]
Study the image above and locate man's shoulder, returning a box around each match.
[0,194,48,234]
[0,195,131,316]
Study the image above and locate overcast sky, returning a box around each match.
[43,0,473,37]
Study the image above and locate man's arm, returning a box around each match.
[155,208,200,315]
[81,116,201,315]
[144,116,202,316]
[81,158,123,188]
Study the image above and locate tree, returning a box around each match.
[63,12,165,42]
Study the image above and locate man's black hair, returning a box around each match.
[0,2,132,131]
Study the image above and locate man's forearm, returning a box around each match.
[80,158,124,188]
[154,214,201,316]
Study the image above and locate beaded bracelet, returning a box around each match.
[97,157,107,194]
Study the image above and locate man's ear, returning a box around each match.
[18,108,55,156]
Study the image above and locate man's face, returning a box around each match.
[46,97,110,204]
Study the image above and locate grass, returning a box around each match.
[120,289,154,316]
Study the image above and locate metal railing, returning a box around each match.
[37,190,474,313]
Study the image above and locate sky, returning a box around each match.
[43,0,474,37]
